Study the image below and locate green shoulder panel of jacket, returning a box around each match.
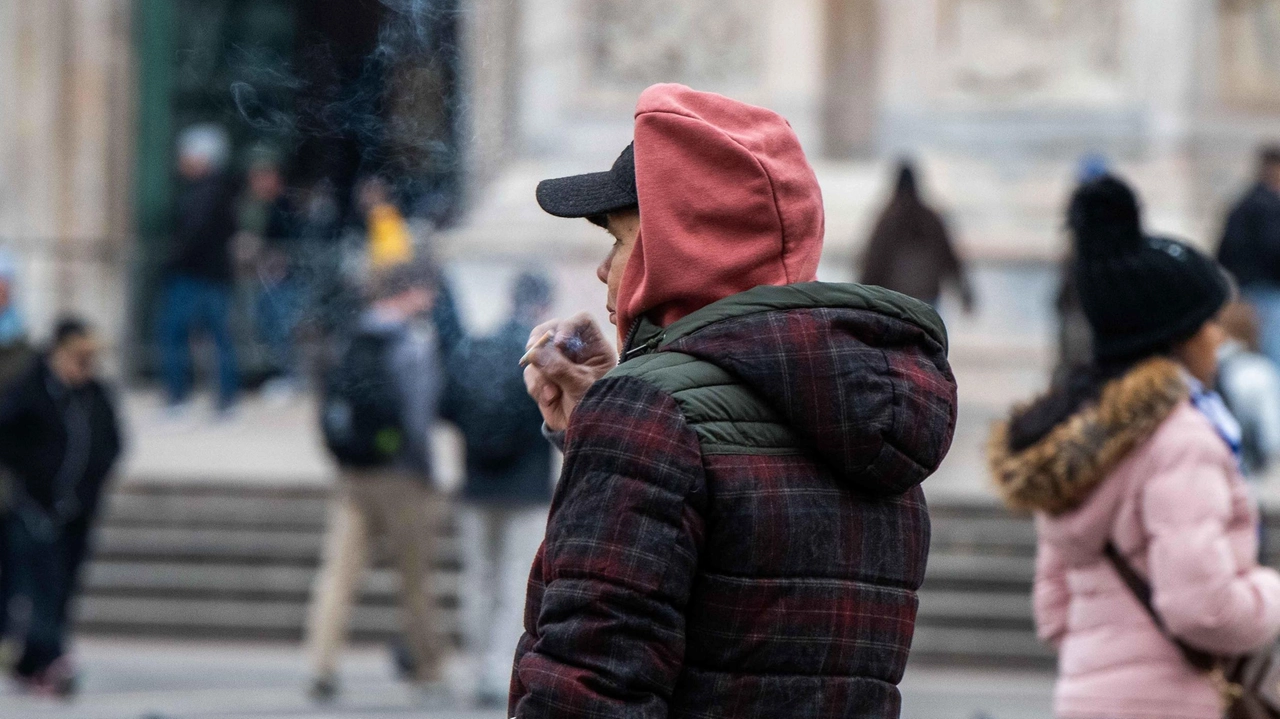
[606,282,945,456]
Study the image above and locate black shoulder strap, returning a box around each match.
[1104,542,1219,672]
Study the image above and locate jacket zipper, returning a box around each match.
[621,322,663,362]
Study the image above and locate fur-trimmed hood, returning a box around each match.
[989,358,1188,515]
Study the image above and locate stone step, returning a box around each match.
[75,595,459,641]
[104,491,329,530]
[923,553,1033,588]
[83,561,461,602]
[909,626,1054,668]
[917,590,1033,627]
[93,525,461,568]
[928,516,1036,553]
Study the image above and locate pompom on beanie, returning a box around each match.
[1070,176,1230,362]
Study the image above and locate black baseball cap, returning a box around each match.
[536,143,637,225]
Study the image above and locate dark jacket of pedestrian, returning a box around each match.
[443,318,551,505]
[511,85,958,719]
[0,322,122,689]
[0,341,32,391]
[861,164,973,308]
[0,356,122,521]
[168,172,239,284]
[1218,183,1280,288]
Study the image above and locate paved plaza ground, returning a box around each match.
[0,638,1055,719]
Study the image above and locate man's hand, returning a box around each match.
[522,313,616,432]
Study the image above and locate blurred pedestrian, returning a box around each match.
[238,149,303,398]
[0,318,122,696]
[307,262,446,701]
[990,176,1280,719]
[358,176,413,271]
[1216,301,1280,475]
[0,251,30,384]
[159,124,240,415]
[441,272,554,708]
[860,160,974,311]
[0,249,32,668]
[299,180,360,346]
[1219,145,1280,366]
[514,84,958,718]
[1055,154,1113,378]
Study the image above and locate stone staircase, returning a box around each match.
[79,484,452,642]
[77,481,1279,668]
[912,497,1045,668]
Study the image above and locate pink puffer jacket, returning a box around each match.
[991,358,1280,719]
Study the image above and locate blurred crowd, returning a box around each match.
[158,123,443,416]
[0,120,561,703]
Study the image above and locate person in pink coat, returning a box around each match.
[990,175,1280,719]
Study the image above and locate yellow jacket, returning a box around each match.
[367,203,413,269]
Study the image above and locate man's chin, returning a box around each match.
[607,311,617,326]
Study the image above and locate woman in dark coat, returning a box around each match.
[861,161,975,311]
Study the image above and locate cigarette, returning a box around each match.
[519,331,554,367]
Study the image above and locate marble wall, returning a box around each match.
[510,0,824,161]
[437,0,1280,359]
[0,0,134,349]
[1219,0,1280,110]
[3,0,1280,349]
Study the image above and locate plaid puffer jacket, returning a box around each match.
[510,283,958,719]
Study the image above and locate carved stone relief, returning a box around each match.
[585,0,764,90]
[937,0,1124,104]
[1219,0,1280,109]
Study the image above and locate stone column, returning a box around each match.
[459,0,522,205]
[1131,0,1202,155]
[762,0,825,152]
[823,0,880,158]
[0,0,134,348]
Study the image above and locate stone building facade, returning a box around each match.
[450,0,1280,263]
[3,0,1280,350]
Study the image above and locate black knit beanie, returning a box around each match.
[1070,175,1230,362]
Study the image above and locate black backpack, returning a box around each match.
[443,330,544,470]
[321,331,405,468]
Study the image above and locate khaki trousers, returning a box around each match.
[305,471,443,682]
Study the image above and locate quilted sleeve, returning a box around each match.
[511,376,707,719]
[1144,436,1280,655]
[1033,537,1070,648]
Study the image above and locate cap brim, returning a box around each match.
[536,172,637,219]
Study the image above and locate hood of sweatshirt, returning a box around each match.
[627,282,958,496]
[617,84,825,343]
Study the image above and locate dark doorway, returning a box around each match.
[131,0,461,378]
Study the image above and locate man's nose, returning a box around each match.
[596,253,611,284]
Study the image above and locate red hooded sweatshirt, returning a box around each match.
[618,84,826,344]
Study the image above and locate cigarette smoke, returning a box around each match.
[225,0,465,208]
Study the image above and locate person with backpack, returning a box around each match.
[306,262,446,701]
[440,272,555,708]
[515,84,958,719]
[989,176,1280,719]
